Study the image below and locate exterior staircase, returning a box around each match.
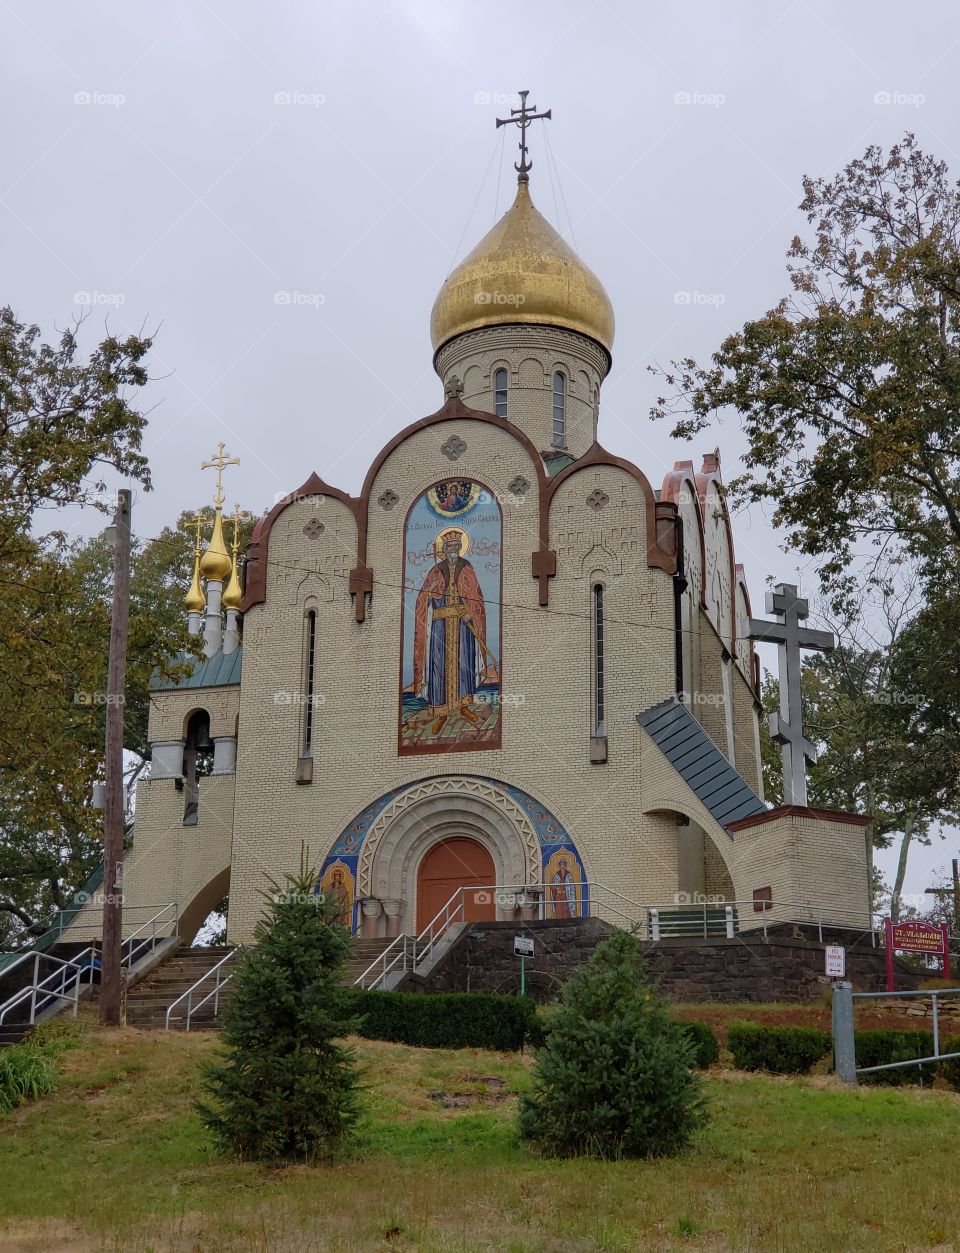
[342,938,397,987]
[124,946,234,1030]
[123,938,397,1031]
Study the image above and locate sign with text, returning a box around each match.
[885,918,951,991]
[825,945,845,978]
[514,935,534,959]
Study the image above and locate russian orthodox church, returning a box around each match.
[70,105,870,949]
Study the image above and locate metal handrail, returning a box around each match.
[165,949,240,1031]
[353,883,881,990]
[354,880,650,990]
[0,902,178,1028]
[835,985,960,1083]
[0,947,100,1025]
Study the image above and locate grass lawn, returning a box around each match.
[1,1008,959,1252]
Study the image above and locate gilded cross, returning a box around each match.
[189,509,205,557]
[201,442,240,508]
[227,504,246,555]
[496,90,551,185]
[744,583,835,808]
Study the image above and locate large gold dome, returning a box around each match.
[430,182,615,357]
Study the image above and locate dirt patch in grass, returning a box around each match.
[672,1000,925,1040]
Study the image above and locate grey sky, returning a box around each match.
[3,0,958,901]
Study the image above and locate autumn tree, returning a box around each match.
[651,134,960,607]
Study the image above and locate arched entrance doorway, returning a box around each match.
[416,837,495,932]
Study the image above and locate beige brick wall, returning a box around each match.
[147,685,240,742]
[62,773,235,944]
[434,324,606,458]
[731,812,871,929]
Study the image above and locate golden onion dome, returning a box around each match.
[430,182,615,357]
[199,509,232,583]
[222,554,243,611]
[184,550,206,613]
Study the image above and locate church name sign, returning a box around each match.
[884,919,951,991]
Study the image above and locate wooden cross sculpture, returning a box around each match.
[744,583,835,808]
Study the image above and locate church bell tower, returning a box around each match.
[429,92,615,464]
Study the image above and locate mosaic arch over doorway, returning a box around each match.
[317,776,588,933]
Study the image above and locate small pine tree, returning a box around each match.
[519,929,707,1159]
[197,871,363,1162]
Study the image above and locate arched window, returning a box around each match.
[303,609,317,758]
[593,583,605,736]
[552,372,566,448]
[183,709,213,826]
[494,367,508,418]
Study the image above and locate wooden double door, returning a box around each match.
[416,837,496,932]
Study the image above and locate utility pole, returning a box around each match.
[100,489,131,1027]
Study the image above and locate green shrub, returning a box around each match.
[518,930,707,1159]
[728,1022,830,1074]
[940,1035,960,1090]
[681,1021,720,1068]
[342,989,537,1052]
[198,872,363,1163]
[854,1029,936,1086]
[0,1044,57,1116]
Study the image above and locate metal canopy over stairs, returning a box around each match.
[637,696,767,828]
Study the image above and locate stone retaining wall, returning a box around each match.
[404,918,924,1003]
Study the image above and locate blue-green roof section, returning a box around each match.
[637,696,767,830]
[152,647,242,691]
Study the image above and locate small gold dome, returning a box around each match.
[184,551,206,613]
[200,510,232,583]
[430,182,615,357]
[222,555,243,611]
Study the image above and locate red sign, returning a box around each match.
[885,918,952,991]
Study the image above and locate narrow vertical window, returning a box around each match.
[494,367,508,418]
[552,372,566,447]
[593,584,605,736]
[303,609,317,757]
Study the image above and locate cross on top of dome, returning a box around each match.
[496,90,551,185]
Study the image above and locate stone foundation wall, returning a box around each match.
[405,918,923,1003]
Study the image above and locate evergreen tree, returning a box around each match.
[198,872,363,1162]
[519,930,706,1159]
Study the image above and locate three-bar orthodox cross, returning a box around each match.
[496,90,551,184]
[201,442,240,508]
[744,583,835,808]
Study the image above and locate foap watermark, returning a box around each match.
[74,891,124,906]
[473,90,521,107]
[272,488,326,506]
[73,691,126,707]
[674,290,726,307]
[74,290,126,307]
[873,90,925,108]
[500,692,526,707]
[679,690,726,707]
[673,90,725,109]
[872,689,923,707]
[273,692,327,707]
[674,892,726,906]
[273,90,326,107]
[274,290,325,308]
[74,90,125,108]
[474,290,525,306]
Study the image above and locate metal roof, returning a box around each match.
[637,696,767,831]
[151,647,242,691]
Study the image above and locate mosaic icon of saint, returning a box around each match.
[404,527,498,733]
[549,855,578,918]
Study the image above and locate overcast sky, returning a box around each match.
[4,0,958,900]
